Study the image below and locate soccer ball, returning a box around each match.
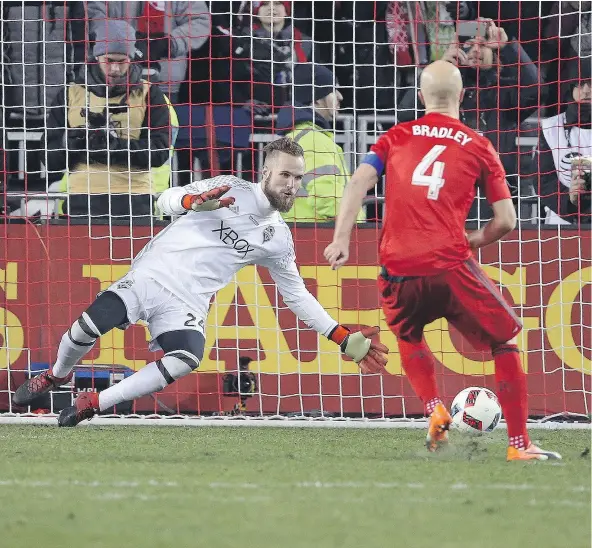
[450,387,502,434]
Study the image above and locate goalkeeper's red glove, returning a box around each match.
[329,325,389,374]
[181,185,235,212]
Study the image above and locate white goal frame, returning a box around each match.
[0,414,589,430]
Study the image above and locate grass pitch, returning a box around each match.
[0,426,589,548]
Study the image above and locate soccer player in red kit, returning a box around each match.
[324,60,561,461]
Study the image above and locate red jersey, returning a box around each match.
[368,112,510,276]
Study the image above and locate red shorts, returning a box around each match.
[378,258,522,348]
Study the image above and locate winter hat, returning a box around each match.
[293,64,336,105]
[252,1,291,16]
[93,20,137,58]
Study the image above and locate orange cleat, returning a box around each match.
[507,443,562,462]
[426,402,452,452]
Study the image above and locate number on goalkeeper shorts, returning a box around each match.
[412,145,446,200]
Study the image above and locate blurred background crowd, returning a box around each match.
[0,1,590,225]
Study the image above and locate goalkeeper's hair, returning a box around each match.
[263,137,304,164]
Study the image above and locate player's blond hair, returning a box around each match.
[263,137,304,163]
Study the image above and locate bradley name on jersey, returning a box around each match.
[362,118,475,177]
[411,123,473,146]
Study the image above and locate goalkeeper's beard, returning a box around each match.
[262,175,296,213]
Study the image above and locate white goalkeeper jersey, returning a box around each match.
[132,175,338,337]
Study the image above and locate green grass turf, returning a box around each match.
[0,426,589,548]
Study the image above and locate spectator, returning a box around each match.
[405,19,540,218]
[250,0,316,108]
[544,2,591,60]
[383,2,475,117]
[317,2,470,116]
[38,20,172,221]
[331,1,395,115]
[476,3,553,64]
[276,64,364,223]
[3,2,83,123]
[176,1,316,185]
[87,1,210,104]
[538,57,591,225]
[542,2,591,113]
[386,1,476,66]
[209,1,314,113]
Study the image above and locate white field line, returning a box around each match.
[0,479,589,494]
[24,491,590,507]
[0,415,589,430]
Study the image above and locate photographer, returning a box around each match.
[538,58,591,225]
[44,20,171,221]
[445,20,539,181]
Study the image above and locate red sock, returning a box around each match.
[398,339,441,415]
[493,344,530,449]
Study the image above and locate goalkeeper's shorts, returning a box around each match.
[379,258,522,348]
[105,271,207,353]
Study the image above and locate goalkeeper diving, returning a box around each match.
[13,137,388,425]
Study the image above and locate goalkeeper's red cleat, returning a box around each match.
[426,402,452,452]
[507,443,562,462]
[58,392,99,427]
[12,371,73,407]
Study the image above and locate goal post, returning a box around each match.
[0,1,590,424]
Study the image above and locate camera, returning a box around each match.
[67,110,111,144]
[222,356,258,415]
[81,105,127,129]
[457,20,488,40]
[222,357,258,397]
[570,154,592,192]
[85,109,108,129]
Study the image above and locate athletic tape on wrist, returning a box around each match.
[328,325,350,346]
[181,194,194,210]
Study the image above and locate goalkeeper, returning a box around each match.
[12,137,388,426]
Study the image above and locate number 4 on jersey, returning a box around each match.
[412,145,446,200]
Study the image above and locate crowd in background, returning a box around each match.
[0,1,590,225]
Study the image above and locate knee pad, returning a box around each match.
[83,291,129,335]
[156,330,205,362]
[78,313,102,338]
[156,351,200,385]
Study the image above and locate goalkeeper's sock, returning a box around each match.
[99,354,196,411]
[398,339,441,415]
[493,344,530,449]
[98,361,168,411]
[52,315,99,378]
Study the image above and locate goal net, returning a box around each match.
[0,1,590,423]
